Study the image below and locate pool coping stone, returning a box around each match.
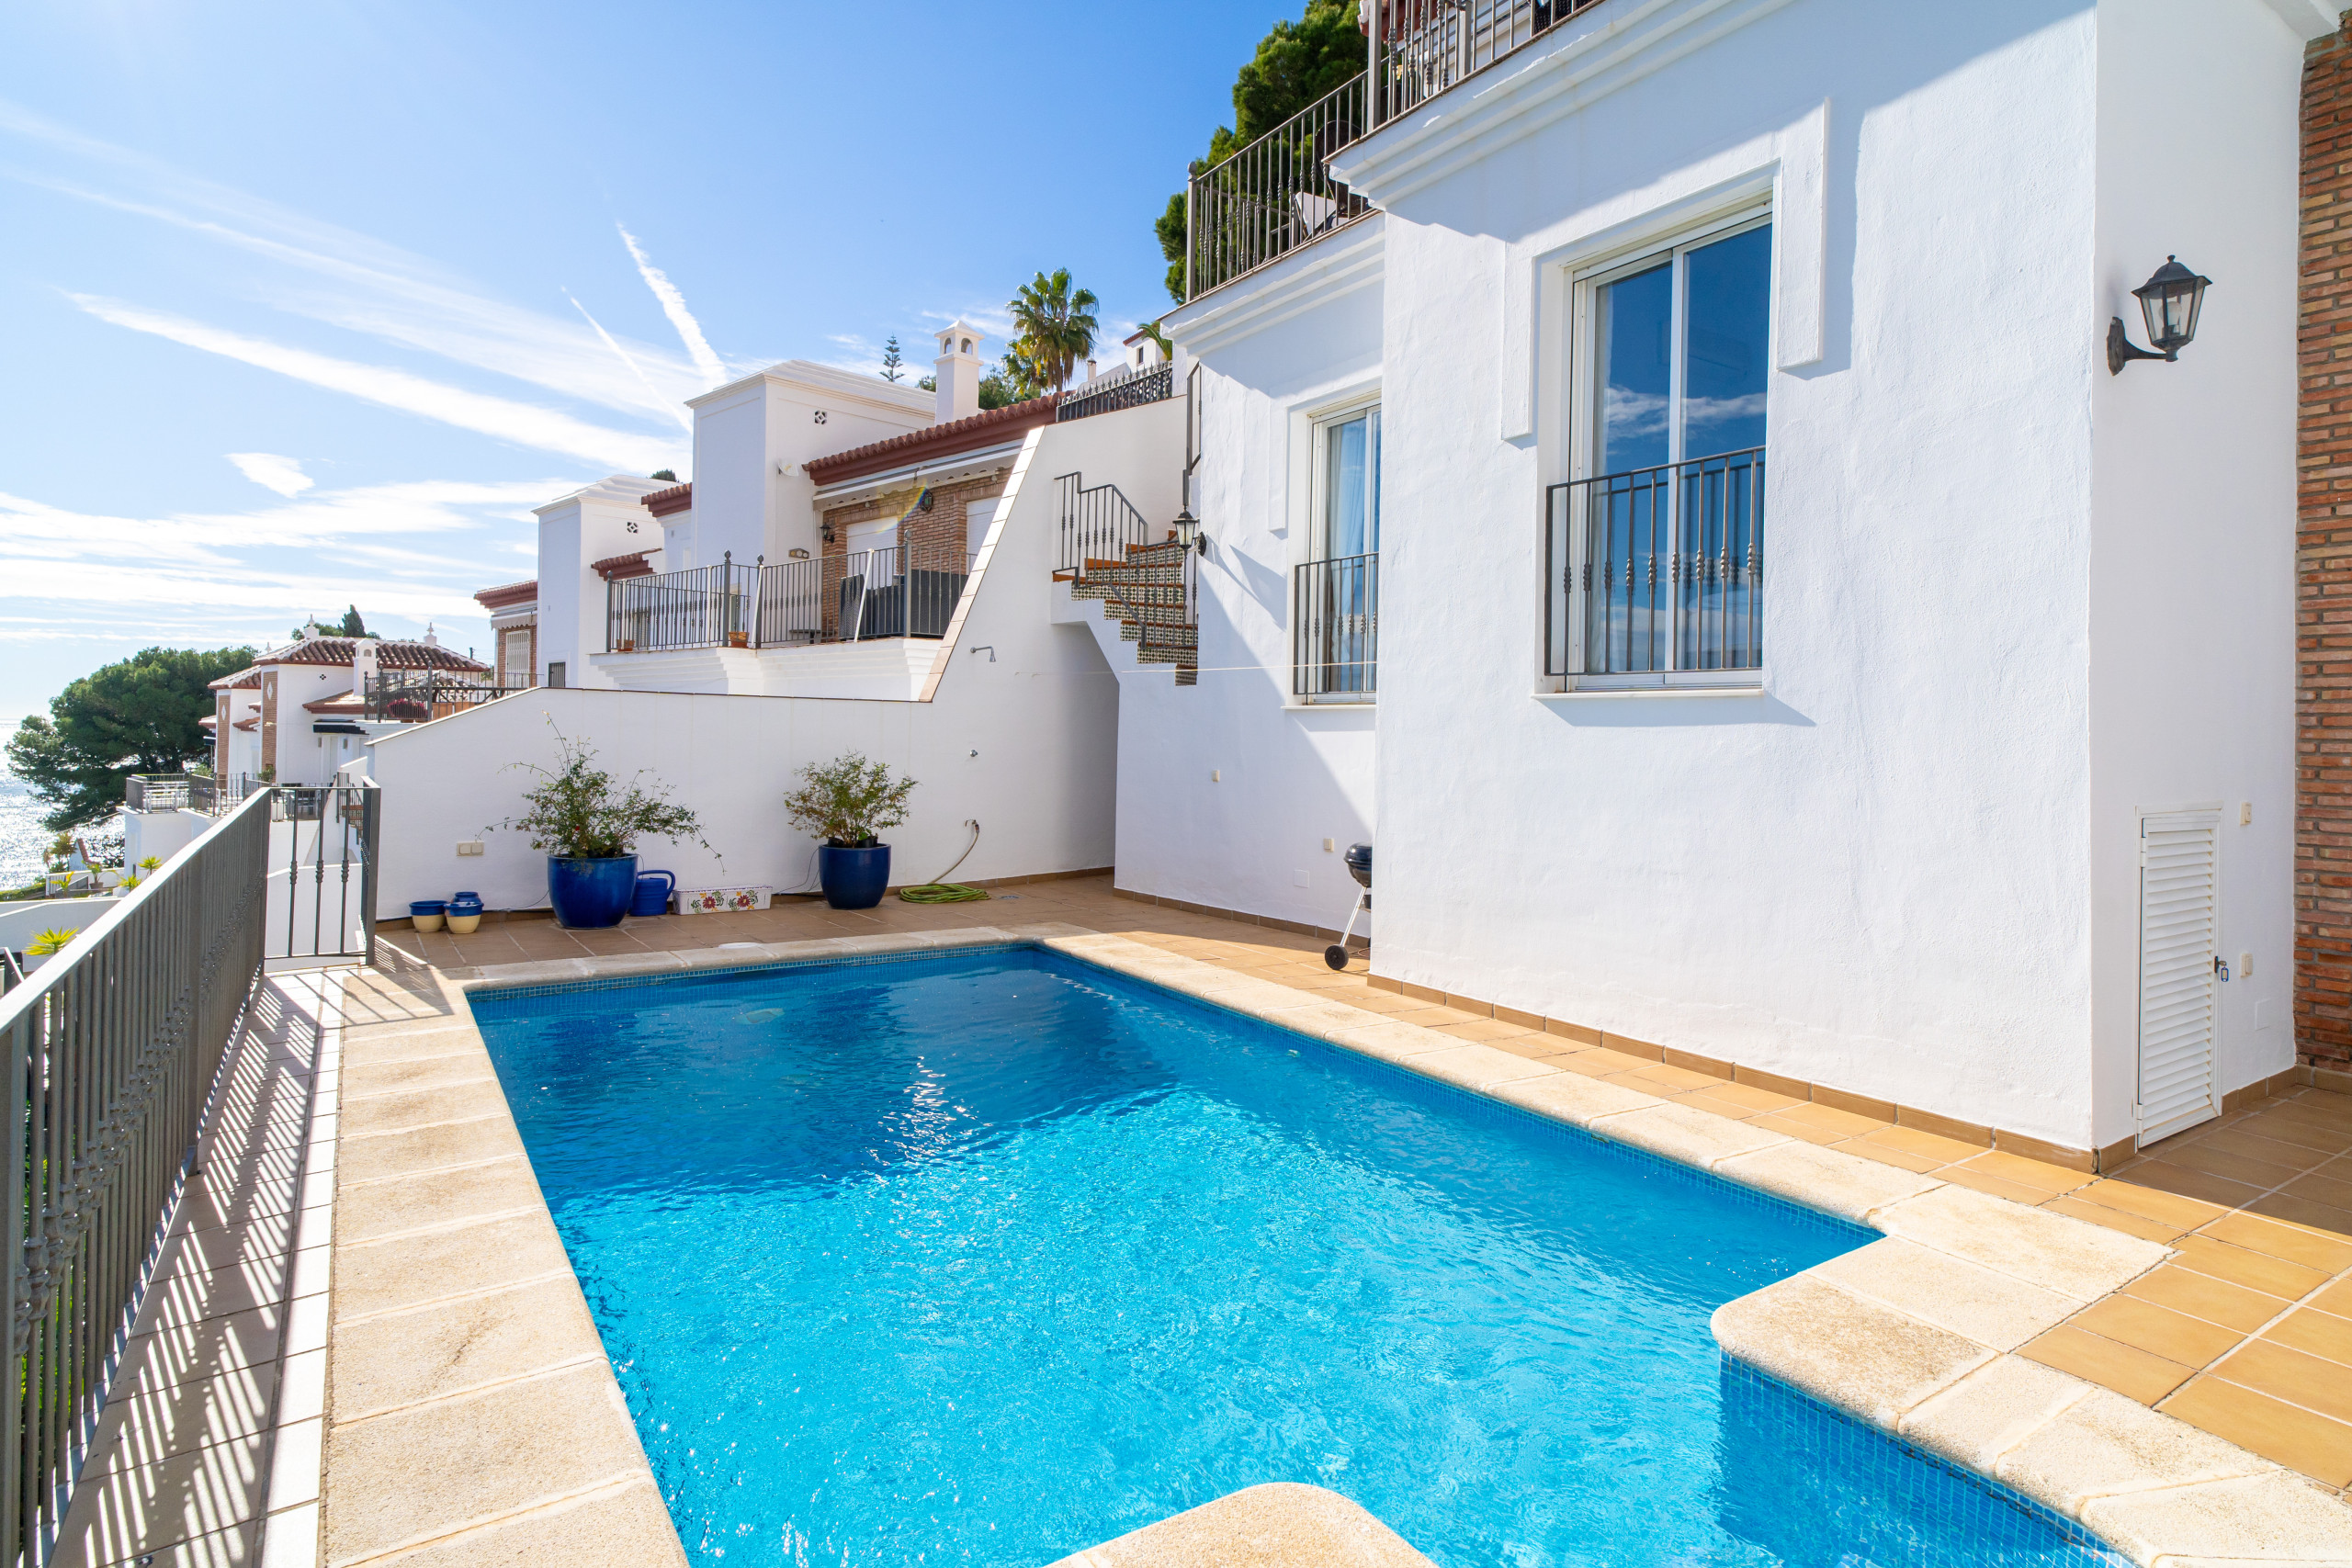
[408,923,2352,1567]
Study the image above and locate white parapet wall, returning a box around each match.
[365,427,1120,916]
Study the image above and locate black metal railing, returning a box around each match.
[0,787,274,1562]
[362,673,524,723]
[1371,0,1600,129]
[1056,363,1174,423]
[1294,553,1379,698]
[1057,473,1153,577]
[269,782,379,963]
[1545,447,1766,677]
[1186,75,1372,299]
[606,556,759,653]
[125,774,262,817]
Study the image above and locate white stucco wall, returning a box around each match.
[2086,0,2310,1145]
[1157,0,2313,1149]
[367,422,1119,917]
[1124,238,1384,931]
[535,477,667,687]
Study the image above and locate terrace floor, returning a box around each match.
[389,872,2352,1500]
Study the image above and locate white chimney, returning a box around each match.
[933,321,985,423]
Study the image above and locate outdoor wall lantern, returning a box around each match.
[1172,507,1208,555]
[2108,256,2211,375]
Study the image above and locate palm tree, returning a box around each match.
[1007,269,1101,394]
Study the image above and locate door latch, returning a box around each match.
[2214,955,2230,982]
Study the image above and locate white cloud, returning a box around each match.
[73,295,686,472]
[618,224,726,389]
[227,452,313,498]
[567,289,693,433]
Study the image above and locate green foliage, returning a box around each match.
[27,928,77,957]
[1006,269,1100,394]
[1158,0,1365,302]
[337,605,367,637]
[650,468,678,481]
[983,352,1042,410]
[492,724,709,861]
[782,752,915,847]
[879,335,904,383]
[6,646,254,831]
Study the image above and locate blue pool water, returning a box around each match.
[472,948,2125,1568]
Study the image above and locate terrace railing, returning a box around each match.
[1185,75,1371,299]
[0,786,274,1562]
[1370,0,1601,128]
[124,774,262,817]
[1544,446,1766,678]
[1293,552,1379,699]
[754,544,974,646]
[1056,363,1174,423]
[1056,473,1154,578]
[362,673,525,723]
[606,557,759,653]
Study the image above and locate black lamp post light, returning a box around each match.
[2108,255,2211,375]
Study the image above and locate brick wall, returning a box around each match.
[816,473,1006,638]
[2300,16,2352,1069]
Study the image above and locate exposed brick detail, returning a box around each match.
[813,475,1006,638]
[2299,17,2352,1069]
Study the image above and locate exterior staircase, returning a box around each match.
[1063,540,1198,685]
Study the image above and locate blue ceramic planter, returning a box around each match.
[548,855,638,929]
[819,844,890,910]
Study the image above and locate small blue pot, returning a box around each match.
[408,899,448,933]
[548,855,638,929]
[818,844,890,910]
[629,870,675,918]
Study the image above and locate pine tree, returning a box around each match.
[880,336,904,383]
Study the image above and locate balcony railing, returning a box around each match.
[1186,75,1372,299]
[1371,0,1602,128]
[1057,362,1174,423]
[1544,447,1766,678]
[125,773,264,816]
[606,547,975,653]
[1294,553,1379,699]
[361,672,526,723]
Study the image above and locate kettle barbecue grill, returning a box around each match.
[1326,842,1372,970]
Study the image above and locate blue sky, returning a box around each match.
[0,0,1286,724]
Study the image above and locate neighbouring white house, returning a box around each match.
[351,0,2336,1172]
[1146,0,2339,1169]
[207,626,495,786]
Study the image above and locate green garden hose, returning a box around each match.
[897,819,989,904]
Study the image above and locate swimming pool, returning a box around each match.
[471,945,2127,1567]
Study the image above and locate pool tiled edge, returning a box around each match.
[413,923,2352,1567]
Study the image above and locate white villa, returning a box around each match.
[349,0,2338,1179]
[205,628,494,787]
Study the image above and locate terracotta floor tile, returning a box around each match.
[2195,1126,2342,1173]
[1677,1081,1799,1115]
[1956,1150,2093,1194]
[2071,1293,2245,1368]
[1676,1089,1770,1122]
[1938,1166,2064,1207]
[1336,990,1423,1016]
[1622,1064,1724,1094]
[1831,1140,1949,1175]
[2269,1307,2352,1366]
[2202,1210,2352,1273]
[2250,1191,2352,1244]
[1776,1102,1890,1138]
[1748,1114,1849,1147]
[2244,1112,2352,1156]
[2122,1160,2269,1212]
[1392,1006,1485,1030]
[2069,1178,2232,1231]
[1550,1053,1635,1080]
[2126,1266,2293,1334]
[2166,1232,2333,1301]
[2211,1337,2352,1426]
[1852,1125,1984,1166]
[2040,1196,2185,1245]
[1488,1036,1573,1062]
[2022,1325,2194,1404]
[2312,1277,2352,1318]
[2155,1141,2308,1191]
[2160,1376,2352,1487]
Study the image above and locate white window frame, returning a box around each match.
[1296,392,1383,705]
[1551,203,1772,695]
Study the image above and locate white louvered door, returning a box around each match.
[2138,810,2221,1146]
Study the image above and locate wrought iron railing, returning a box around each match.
[125,773,262,817]
[362,673,524,723]
[1544,447,1765,678]
[1186,75,1372,299]
[1056,363,1174,423]
[756,544,974,645]
[1294,553,1379,698]
[606,556,759,653]
[1371,0,1600,128]
[1056,473,1153,577]
[269,782,379,962]
[0,787,274,1562]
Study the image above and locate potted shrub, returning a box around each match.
[492,727,710,930]
[784,752,915,909]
